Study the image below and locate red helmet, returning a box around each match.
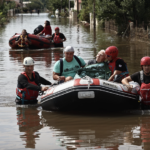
[105,46,118,60]
[141,56,150,66]
[55,27,59,31]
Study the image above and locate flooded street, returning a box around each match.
[0,13,150,149]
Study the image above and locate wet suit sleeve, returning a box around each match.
[18,74,41,91]
[130,72,141,85]
[39,75,52,85]
[60,33,66,39]
[115,59,127,72]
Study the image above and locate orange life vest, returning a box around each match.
[53,33,62,44]
[16,72,39,103]
[139,71,150,105]
[108,57,129,76]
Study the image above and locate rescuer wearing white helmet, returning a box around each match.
[16,57,52,105]
[53,46,86,83]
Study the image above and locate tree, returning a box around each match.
[78,0,93,22]
[96,0,150,26]
[47,0,71,12]
[26,0,44,10]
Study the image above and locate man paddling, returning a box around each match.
[16,57,51,105]
[53,46,86,83]
[105,46,129,83]
[122,56,150,108]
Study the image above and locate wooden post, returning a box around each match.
[77,0,79,21]
[21,0,23,23]
[93,0,96,29]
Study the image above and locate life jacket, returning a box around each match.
[54,33,62,44]
[18,35,28,48]
[16,72,39,104]
[108,57,129,77]
[139,71,150,105]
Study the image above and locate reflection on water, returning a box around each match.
[16,107,42,148]
[0,107,148,149]
[41,111,145,150]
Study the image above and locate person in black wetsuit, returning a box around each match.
[16,57,52,105]
[105,46,129,83]
[122,56,150,91]
[122,56,150,109]
[51,27,66,47]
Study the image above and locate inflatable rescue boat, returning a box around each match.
[9,33,54,49]
[41,77,140,111]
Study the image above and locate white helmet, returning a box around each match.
[64,46,74,52]
[23,57,34,66]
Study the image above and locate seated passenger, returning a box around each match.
[15,29,31,48]
[51,27,66,47]
[38,20,52,39]
[53,46,86,83]
[87,50,106,65]
[105,46,129,83]
[122,56,150,108]
[16,57,51,105]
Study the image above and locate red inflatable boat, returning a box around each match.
[9,33,54,49]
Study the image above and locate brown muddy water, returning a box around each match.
[0,13,150,150]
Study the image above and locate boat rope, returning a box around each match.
[87,76,92,89]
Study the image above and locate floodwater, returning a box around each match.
[0,13,150,149]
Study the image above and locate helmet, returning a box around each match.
[55,27,59,31]
[141,56,150,66]
[23,57,34,66]
[105,46,118,60]
[64,46,74,52]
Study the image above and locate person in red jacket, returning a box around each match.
[16,57,51,105]
[105,46,129,83]
[38,20,52,39]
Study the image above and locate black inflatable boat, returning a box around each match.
[41,77,140,111]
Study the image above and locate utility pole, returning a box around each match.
[77,0,79,21]
[93,0,96,29]
[21,0,23,23]
[61,0,62,12]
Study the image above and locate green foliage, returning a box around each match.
[96,0,150,26]
[1,17,6,25]
[80,0,150,27]
[26,0,44,10]
[47,0,72,12]
[78,0,93,22]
